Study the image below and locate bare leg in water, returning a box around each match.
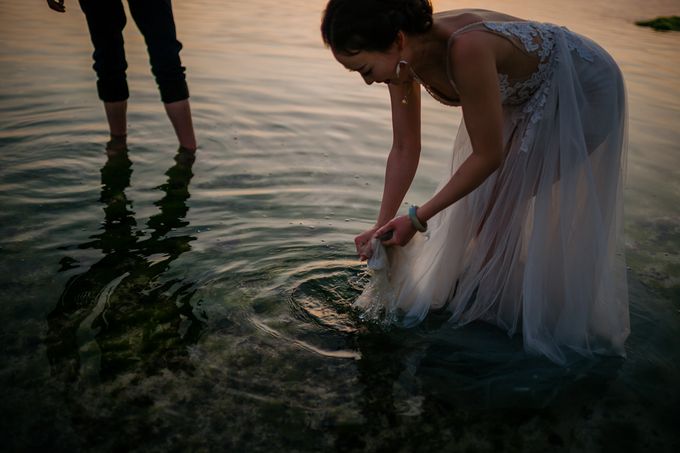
[164,99,197,152]
[105,99,197,154]
[105,101,128,154]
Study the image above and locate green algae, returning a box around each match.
[635,16,680,31]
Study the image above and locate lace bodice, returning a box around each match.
[484,21,594,105]
[412,20,595,107]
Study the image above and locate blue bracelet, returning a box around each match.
[408,205,427,232]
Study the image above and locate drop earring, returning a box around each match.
[395,59,408,79]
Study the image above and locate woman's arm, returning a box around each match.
[354,78,421,259]
[377,33,504,245]
[375,79,422,226]
[418,33,503,222]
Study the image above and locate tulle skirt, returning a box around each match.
[356,29,629,366]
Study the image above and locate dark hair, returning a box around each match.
[321,0,433,54]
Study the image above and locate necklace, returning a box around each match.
[409,65,459,107]
[401,36,461,107]
[401,80,414,105]
[398,60,447,106]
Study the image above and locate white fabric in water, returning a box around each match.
[354,238,396,324]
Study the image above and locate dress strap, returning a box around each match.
[445,21,486,94]
[450,20,487,38]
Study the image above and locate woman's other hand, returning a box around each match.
[374,215,416,247]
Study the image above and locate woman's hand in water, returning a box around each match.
[374,216,416,247]
[354,227,378,261]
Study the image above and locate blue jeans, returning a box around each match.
[79,0,189,103]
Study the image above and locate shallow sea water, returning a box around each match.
[0,0,679,451]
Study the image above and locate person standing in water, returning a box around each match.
[47,0,197,153]
[321,0,629,365]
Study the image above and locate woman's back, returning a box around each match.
[416,9,542,106]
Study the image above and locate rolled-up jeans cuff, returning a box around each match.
[97,78,129,102]
[160,80,189,103]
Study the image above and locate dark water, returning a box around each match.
[1,0,678,451]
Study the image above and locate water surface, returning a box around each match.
[1,0,678,451]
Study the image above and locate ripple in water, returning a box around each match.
[288,264,362,334]
[242,261,368,360]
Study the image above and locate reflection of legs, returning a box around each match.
[79,0,129,145]
[50,148,203,382]
[146,147,196,240]
[128,0,197,151]
[47,149,135,382]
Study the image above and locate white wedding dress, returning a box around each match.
[355,21,630,366]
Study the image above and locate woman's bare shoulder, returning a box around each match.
[434,8,525,24]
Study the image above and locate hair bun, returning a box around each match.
[389,0,433,33]
[322,0,433,53]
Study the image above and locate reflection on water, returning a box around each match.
[0,0,678,451]
[47,149,205,383]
